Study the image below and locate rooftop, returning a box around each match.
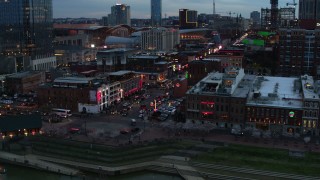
[129,55,160,59]
[179,28,210,34]
[108,70,133,76]
[154,61,168,65]
[247,76,303,109]
[98,48,136,53]
[301,75,319,100]
[187,68,249,98]
[6,71,41,79]
[0,114,42,132]
[54,77,95,84]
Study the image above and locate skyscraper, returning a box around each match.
[179,9,198,29]
[141,28,180,51]
[0,0,56,73]
[299,0,320,20]
[108,4,131,26]
[299,0,320,29]
[250,11,261,28]
[151,0,162,27]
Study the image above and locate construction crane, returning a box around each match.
[286,0,297,18]
[286,0,297,7]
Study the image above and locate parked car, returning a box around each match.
[131,127,140,133]
[158,117,167,121]
[122,112,128,116]
[120,128,131,134]
[131,119,136,126]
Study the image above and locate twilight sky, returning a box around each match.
[53,0,290,19]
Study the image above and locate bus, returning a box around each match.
[52,108,72,118]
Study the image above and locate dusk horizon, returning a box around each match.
[53,0,290,19]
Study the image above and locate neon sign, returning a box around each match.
[289,111,295,118]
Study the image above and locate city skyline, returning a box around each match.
[53,0,290,19]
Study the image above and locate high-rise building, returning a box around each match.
[141,28,180,51]
[108,4,131,26]
[278,28,320,77]
[151,0,162,27]
[261,7,296,29]
[250,11,260,28]
[299,0,320,29]
[0,0,56,73]
[299,0,320,19]
[179,9,198,29]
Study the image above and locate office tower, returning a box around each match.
[151,0,162,27]
[261,7,296,29]
[278,28,320,77]
[141,28,180,51]
[299,0,320,29]
[250,11,261,28]
[108,4,131,26]
[179,9,198,29]
[0,0,56,73]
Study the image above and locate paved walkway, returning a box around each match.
[0,151,79,176]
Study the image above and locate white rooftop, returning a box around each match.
[54,77,95,84]
[108,70,133,76]
[301,75,319,100]
[247,76,303,108]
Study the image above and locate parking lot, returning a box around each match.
[40,87,181,143]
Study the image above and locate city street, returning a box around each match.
[41,87,169,143]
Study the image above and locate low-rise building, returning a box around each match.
[246,76,304,136]
[108,70,142,98]
[37,77,111,113]
[186,70,320,136]
[5,71,45,95]
[186,68,253,128]
[127,55,168,85]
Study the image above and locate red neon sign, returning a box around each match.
[96,91,102,103]
[201,101,215,105]
[202,112,213,115]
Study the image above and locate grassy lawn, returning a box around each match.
[192,144,320,177]
[27,136,196,166]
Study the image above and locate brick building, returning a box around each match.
[5,71,45,95]
[186,68,253,128]
[186,69,320,136]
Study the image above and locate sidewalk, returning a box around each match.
[0,151,79,176]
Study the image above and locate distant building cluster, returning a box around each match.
[1,0,320,138]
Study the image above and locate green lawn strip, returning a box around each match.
[31,141,194,166]
[32,147,178,166]
[31,141,190,159]
[30,138,195,159]
[192,144,320,177]
[30,136,116,152]
[33,144,186,162]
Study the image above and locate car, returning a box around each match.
[120,128,131,134]
[131,119,136,126]
[158,117,167,121]
[131,127,140,133]
[122,112,128,116]
[160,113,169,118]
[139,110,145,114]
[138,114,144,118]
